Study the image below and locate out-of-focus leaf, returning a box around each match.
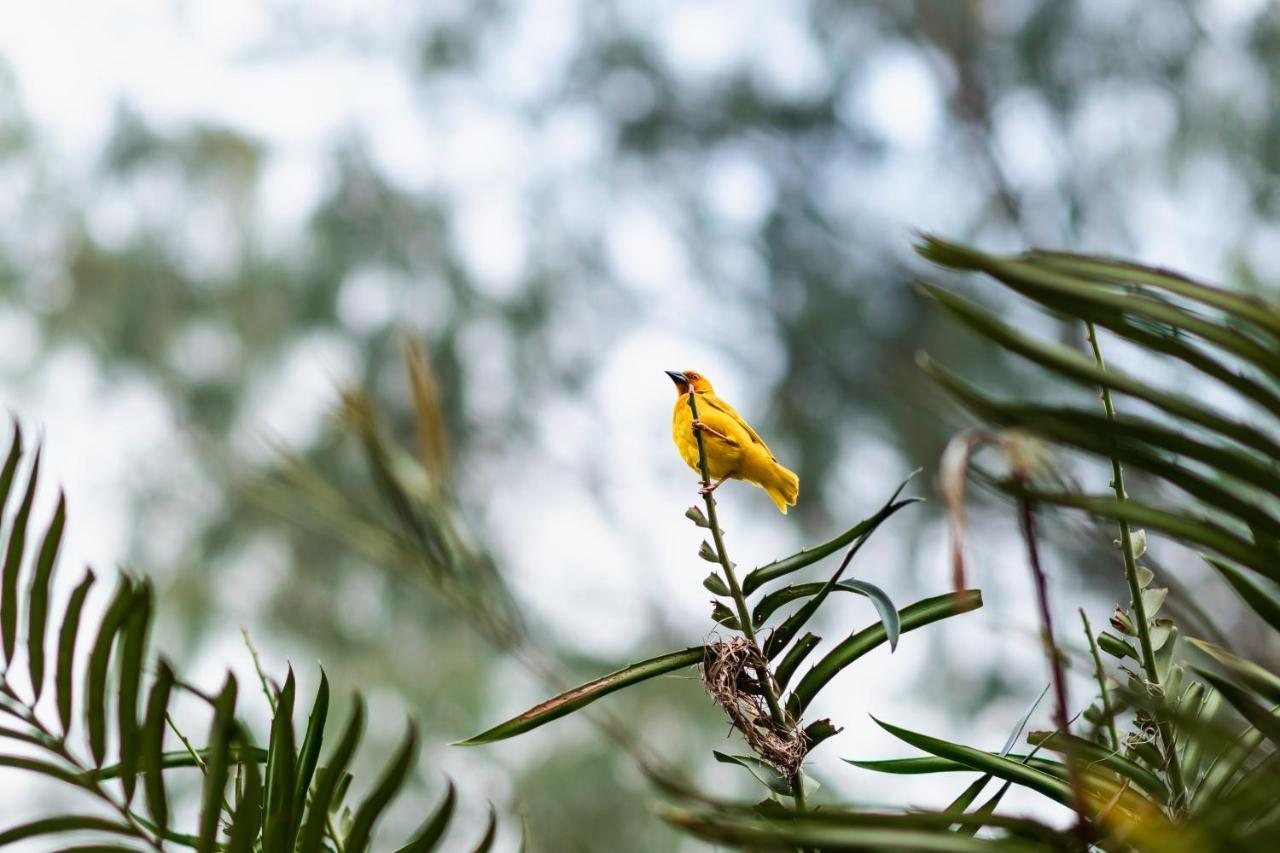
[261,667,298,852]
[291,669,330,841]
[86,575,138,766]
[197,675,238,853]
[0,423,22,523]
[457,647,704,744]
[787,591,982,715]
[470,806,498,853]
[56,568,96,735]
[1207,557,1280,634]
[228,758,262,853]
[713,751,792,796]
[0,816,137,846]
[1142,588,1169,618]
[345,722,418,853]
[117,581,153,804]
[394,779,456,852]
[1193,669,1280,746]
[1190,640,1280,705]
[1,446,40,665]
[26,490,65,701]
[1002,685,1050,758]
[1027,731,1169,804]
[920,283,1280,462]
[742,474,921,596]
[140,661,174,834]
[297,698,365,853]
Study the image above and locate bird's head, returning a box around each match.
[665,369,715,396]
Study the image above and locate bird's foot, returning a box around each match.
[699,476,729,496]
[691,419,730,441]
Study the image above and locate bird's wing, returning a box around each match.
[702,394,777,460]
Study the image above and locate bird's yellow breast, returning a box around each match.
[672,393,750,480]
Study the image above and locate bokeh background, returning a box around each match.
[2,0,1277,849]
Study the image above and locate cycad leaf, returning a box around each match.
[864,719,1076,809]
[56,568,96,734]
[773,633,820,692]
[713,750,792,796]
[197,675,238,853]
[762,580,900,656]
[1,446,40,665]
[86,575,138,766]
[1194,668,1280,746]
[1207,558,1280,635]
[395,778,456,852]
[0,423,21,521]
[117,580,153,803]
[345,721,418,853]
[0,816,136,846]
[786,591,982,716]
[470,806,498,853]
[228,757,263,853]
[141,660,175,833]
[457,647,704,745]
[921,283,1280,461]
[298,697,365,852]
[291,669,330,842]
[1189,638,1280,705]
[1026,731,1169,804]
[262,667,298,852]
[743,483,921,596]
[26,490,65,701]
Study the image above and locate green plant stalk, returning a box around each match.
[1079,608,1120,751]
[1085,321,1189,811]
[685,393,803,808]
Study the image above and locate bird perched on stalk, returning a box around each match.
[666,369,800,513]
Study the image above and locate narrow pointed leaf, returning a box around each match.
[470,806,498,853]
[458,647,704,745]
[773,632,820,692]
[1192,668,1280,746]
[86,575,138,766]
[787,591,982,716]
[944,774,991,816]
[141,660,175,833]
[345,722,418,853]
[761,579,900,655]
[395,778,456,852]
[1,446,40,664]
[56,568,96,734]
[1002,685,1050,757]
[117,581,153,804]
[228,758,262,853]
[261,667,297,852]
[1027,731,1169,803]
[197,675,238,853]
[921,283,1280,461]
[1207,557,1280,634]
[0,423,22,521]
[291,669,329,842]
[1190,640,1280,706]
[954,781,1013,837]
[714,750,792,796]
[0,816,137,846]
[298,697,365,853]
[743,474,921,596]
[26,491,65,701]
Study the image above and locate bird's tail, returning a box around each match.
[760,462,800,514]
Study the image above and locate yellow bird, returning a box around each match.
[666,369,800,513]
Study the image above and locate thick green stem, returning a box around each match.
[685,392,803,803]
[1085,321,1189,812]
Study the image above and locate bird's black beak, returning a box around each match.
[665,370,688,385]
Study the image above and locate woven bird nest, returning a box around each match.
[702,637,806,776]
